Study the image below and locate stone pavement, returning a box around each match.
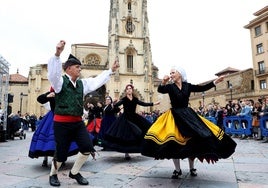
[0,130,268,188]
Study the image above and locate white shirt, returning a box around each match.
[47,55,113,95]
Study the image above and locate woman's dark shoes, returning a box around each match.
[171,169,182,179]
[49,174,60,186]
[42,159,48,167]
[124,156,131,160]
[124,153,131,160]
[69,172,89,185]
[90,152,96,160]
[62,161,66,166]
[190,168,197,176]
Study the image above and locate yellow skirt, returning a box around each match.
[144,110,225,145]
[144,110,191,145]
[199,116,224,140]
[142,109,236,160]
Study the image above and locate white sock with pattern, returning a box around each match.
[71,152,89,175]
[50,161,62,176]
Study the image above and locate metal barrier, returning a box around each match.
[223,116,252,136]
[205,117,217,125]
[259,116,268,137]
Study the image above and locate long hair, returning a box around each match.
[124,84,138,98]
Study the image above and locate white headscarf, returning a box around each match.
[171,65,187,82]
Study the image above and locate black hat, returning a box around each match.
[63,54,81,70]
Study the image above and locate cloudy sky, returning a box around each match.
[0,0,267,83]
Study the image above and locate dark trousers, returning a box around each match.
[53,121,94,162]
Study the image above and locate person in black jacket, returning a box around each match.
[103,84,160,160]
[98,96,120,149]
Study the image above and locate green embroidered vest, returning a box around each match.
[54,75,84,116]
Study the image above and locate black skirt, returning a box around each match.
[103,113,152,153]
[141,109,237,163]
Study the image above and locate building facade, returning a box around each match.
[189,68,255,108]
[17,3,268,117]
[8,72,28,116]
[244,6,268,97]
[190,6,268,108]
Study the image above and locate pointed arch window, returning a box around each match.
[128,2,132,13]
[127,54,133,72]
[152,71,158,78]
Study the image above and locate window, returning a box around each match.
[152,71,158,78]
[260,80,267,89]
[258,61,265,74]
[227,81,232,89]
[251,80,254,90]
[127,54,133,72]
[125,19,135,34]
[254,25,262,36]
[257,43,264,54]
[128,2,131,13]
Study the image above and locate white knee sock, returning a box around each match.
[172,159,181,171]
[50,160,62,176]
[188,158,194,169]
[71,152,89,175]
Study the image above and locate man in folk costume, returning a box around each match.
[47,40,119,186]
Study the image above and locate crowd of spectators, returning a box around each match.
[4,96,268,143]
[6,111,37,140]
[191,97,268,143]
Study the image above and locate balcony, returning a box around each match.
[255,68,268,77]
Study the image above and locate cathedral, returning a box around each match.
[28,0,164,118]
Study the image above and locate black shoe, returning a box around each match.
[69,172,88,185]
[171,170,182,179]
[62,161,66,167]
[262,140,268,143]
[124,156,131,160]
[42,160,48,167]
[190,168,197,176]
[49,174,60,186]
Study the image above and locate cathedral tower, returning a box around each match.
[107,0,155,110]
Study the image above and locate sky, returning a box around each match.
[0,0,267,83]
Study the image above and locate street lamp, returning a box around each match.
[20,92,23,115]
[149,91,153,112]
[229,83,233,101]
[202,92,205,108]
